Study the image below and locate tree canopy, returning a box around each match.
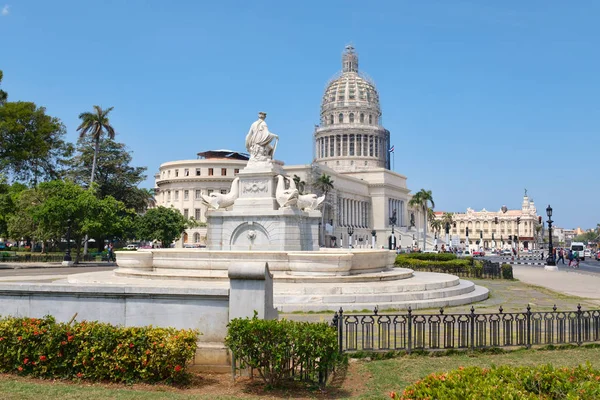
[0,102,73,184]
[0,70,7,105]
[66,135,151,213]
[136,206,193,248]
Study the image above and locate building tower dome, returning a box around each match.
[314,46,391,172]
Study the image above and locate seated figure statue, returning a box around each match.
[245,112,279,162]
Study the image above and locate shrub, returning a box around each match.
[0,316,199,383]
[502,263,514,279]
[225,315,339,386]
[398,253,457,262]
[394,364,600,399]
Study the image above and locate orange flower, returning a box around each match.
[77,372,83,378]
[129,343,134,348]
[18,336,22,341]
[39,355,47,362]
[23,358,29,364]
[145,350,151,355]
[389,391,397,399]
[174,365,182,372]
[17,367,23,372]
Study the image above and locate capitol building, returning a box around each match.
[155,46,430,249]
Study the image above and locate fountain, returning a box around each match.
[99,112,488,311]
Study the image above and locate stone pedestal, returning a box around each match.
[228,262,278,320]
[206,159,321,252]
[207,209,321,251]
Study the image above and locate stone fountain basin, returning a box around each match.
[116,248,396,277]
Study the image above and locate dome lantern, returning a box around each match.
[342,45,359,73]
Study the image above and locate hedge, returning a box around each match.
[399,253,458,262]
[0,316,199,383]
[226,315,340,386]
[395,256,484,276]
[502,263,514,279]
[393,364,600,399]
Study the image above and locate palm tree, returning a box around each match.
[76,105,116,254]
[292,175,306,195]
[77,106,116,185]
[316,174,334,196]
[408,189,435,251]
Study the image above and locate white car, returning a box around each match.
[584,249,591,258]
[125,244,138,250]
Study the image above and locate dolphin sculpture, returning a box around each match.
[275,175,298,208]
[200,177,240,209]
[287,177,325,211]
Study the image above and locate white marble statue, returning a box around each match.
[245,112,279,162]
[201,177,240,209]
[275,175,298,208]
[287,177,325,211]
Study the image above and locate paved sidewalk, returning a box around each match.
[513,265,600,300]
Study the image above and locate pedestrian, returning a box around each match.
[556,249,565,265]
[573,250,580,268]
[568,249,574,267]
[107,242,115,262]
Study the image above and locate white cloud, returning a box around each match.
[1,5,9,16]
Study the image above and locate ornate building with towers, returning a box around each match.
[155,46,432,249]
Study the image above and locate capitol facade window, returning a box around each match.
[338,113,343,123]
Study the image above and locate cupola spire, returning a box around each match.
[342,45,358,73]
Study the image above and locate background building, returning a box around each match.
[435,193,541,251]
[155,47,434,249]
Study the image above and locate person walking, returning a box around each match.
[556,248,565,265]
[573,250,580,268]
[568,249,574,267]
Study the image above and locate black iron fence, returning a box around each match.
[332,305,600,353]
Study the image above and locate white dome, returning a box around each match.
[320,46,382,125]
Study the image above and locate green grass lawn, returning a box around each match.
[2,346,600,399]
[355,345,600,399]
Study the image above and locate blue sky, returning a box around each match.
[1,1,599,230]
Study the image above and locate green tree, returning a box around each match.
[441,212,454,229]
[135,206,192,248]
[66,136,150,213]
[0,70,7,105]
[292,175,306,195]
[76,105,116,185]
[0,178,27,239]
[315,174,335,196]
[29,180,133,259]
[0,102,73,184]
[408,189,435,251]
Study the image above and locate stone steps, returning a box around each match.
[274,279,489,313]
[275,272,460,295]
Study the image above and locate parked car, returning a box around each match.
[423,249,439,254]
[473,250,485,257]
[584,249,591,258]
[501,249,512,256]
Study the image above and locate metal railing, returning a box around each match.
[332,305,600,354]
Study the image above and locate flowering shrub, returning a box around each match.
[0,316,199,383]
[226,315,339,386]
[392,364,600,399]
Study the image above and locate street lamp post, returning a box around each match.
[62,219,73,266]
[546,205,555,266]
[371,229,377,249]
[389,210,397,250]
[465,226,470,253]
[479,230,483,251]
[347,226,354,249]
[516,217,521,258]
